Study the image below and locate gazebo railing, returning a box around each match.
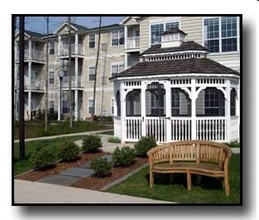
[145,117,167,143]
[196,117,226,141]
[171,117,192,141]
[120,116,235,143]
[125,117,142,141]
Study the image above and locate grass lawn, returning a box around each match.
[14,135,90,175]
[14,120,110,139]
[107,155,240,204]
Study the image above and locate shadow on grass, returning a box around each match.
[145,173,223,190]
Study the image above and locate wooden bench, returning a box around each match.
[147,140,232,196]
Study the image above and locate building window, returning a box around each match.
[151,21,179,44]
[49,71,54,84]
[204,17,238,53]
[230,89,237,116]
[204,88,225,116]
[49,41,55,54]
[62,100,68,113]
[111,63,124,77]
[48,101,54,112]
[88,100,94,114]
[111,29,124,46]
[89,66,96,81]
[89,34,95,48]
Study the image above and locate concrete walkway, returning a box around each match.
[14,129,113,143]
[14,180,173,204]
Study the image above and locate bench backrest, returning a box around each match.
[147,140,232,167]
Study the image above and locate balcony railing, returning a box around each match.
[19,79,45,91]
[61,76,82,88]
[59,44,84,56]
[126,37,140,50]
[15,49,46,62]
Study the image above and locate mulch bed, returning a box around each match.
[72,157,148,190]
[16,152,148,190]
[16,152,106,182]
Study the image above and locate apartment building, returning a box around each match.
[14,16,240,123]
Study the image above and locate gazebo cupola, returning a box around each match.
[160,28,187,48]
[111,28,240,144]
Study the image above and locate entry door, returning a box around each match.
[144,83,167,143]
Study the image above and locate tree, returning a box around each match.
[92,17,102,118]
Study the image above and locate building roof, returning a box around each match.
[24,30,45,38]
[112,58,239,79]
[141,41,209,56]
[69,22,89,31]
[87,23,122,32]
[161,28,187,36]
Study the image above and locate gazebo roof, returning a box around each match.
[140,41,209,56]
[111,58,239,79]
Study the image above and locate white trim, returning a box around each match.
[142,50,209,60]
[112,73,240,81]
[54,22,78,34]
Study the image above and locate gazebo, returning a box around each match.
[110,28,240,143]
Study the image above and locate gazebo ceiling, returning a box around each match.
[111,58,239,79]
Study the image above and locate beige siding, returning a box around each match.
[208,53,240,72]
[181,17,203,44]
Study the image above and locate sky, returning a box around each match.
[21,16,125,34]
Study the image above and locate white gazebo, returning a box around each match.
[111,28,240,143]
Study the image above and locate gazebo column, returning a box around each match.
[225,79,231,142]
[120,82,126,143]
[191,78,197,140]
[165,80,171,142]
[236,85,240,141]
[141,81,147,137]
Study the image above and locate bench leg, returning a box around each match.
[187,171,191,191]
[224,175,230,196]
[150,171,154,188]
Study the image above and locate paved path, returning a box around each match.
[14,129,113,143]
[14,180,173,204]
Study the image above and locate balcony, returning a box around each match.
[59,44,84,57]
[61,76,83,89]
[126,37,140,50]
[15,49,46,62]
[15,79,45,92]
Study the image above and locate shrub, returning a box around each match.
[82,135,102,153]
[30,148,55,170]
[59,142,80,162]
[134,136,157,157]
[112,147,135,167]
[108,137,121,143]
[90,158,112,178]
